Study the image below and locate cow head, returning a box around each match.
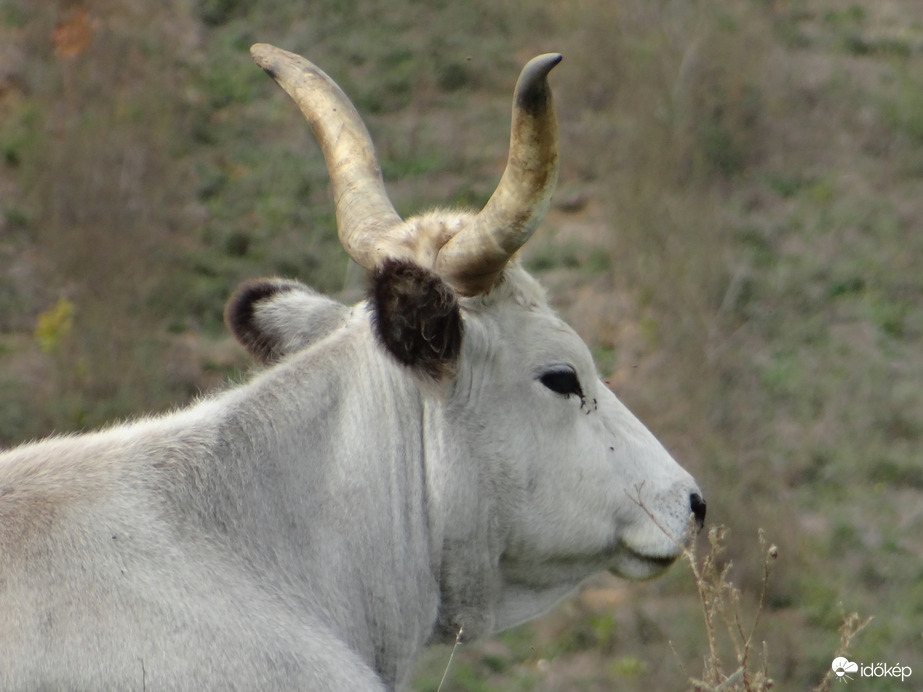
[230,45,704,640]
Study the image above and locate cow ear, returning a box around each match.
[369,259,463,381]
[226,278,349,363]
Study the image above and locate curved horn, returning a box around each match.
[251,44,403,269]
[433,53,562,295]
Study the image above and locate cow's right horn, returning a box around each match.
[250,44,404,270]
[433,53,562,296]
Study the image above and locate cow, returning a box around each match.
[0,44,705,690]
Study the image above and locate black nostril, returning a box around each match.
[690,493,706,532]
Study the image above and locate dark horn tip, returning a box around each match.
[516,53,562,114]
[525,53,563,80]
[542,52,564,68]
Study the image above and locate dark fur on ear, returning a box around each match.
[225,279,298,363]
[370,259,463,380]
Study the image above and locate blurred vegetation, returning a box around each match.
[1,0,921,689]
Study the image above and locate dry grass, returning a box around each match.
[675,527,870,692]
[675,526,775,692]
[635,488,874,692]
[812,613,873,692]
[631,490,776,691]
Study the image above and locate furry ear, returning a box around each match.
[225,278,349,363]
[369,259,463,380]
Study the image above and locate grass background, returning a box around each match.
[1,0,921,689]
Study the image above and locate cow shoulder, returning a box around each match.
[225,278,349,363]
[369,259,463,381]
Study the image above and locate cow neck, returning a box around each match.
[213,324,441,688]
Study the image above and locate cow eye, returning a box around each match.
[539,368,583,398]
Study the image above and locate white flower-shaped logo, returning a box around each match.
[832,657,858,683]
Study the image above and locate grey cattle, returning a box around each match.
[0,45,705,690]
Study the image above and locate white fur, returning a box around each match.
[0,261,701,690]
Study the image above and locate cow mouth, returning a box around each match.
[633,552,679,570]
[611,545,682,580]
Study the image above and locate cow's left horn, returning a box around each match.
[251,43,404,269]
[433,53,562,295]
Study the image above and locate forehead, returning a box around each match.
[508,308,590,370]
[458,268,592,368]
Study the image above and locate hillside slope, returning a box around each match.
[1,1,921,689]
